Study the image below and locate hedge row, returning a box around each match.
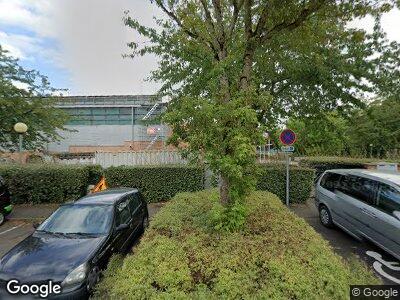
[104,166,204,203]
[95,190,379,299]
[298,156,371,177]
[0,163,314,204]
[257,164,314,203]
[0,164,98,204]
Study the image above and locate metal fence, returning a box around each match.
[94,150,187,168]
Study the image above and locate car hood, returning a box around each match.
[0,232,106,282]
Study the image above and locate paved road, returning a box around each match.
[291,200,400,285]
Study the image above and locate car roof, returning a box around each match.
[74,188,138,205]
[326,169,400,186]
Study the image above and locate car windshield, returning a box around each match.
[37,204,113,235]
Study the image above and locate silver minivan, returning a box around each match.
[315,169,400,260]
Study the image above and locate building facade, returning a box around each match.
[47,95,169,153]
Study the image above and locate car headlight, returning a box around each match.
[62,263,88,287]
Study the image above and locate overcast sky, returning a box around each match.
[0,0,399,96]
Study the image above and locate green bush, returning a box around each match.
[298,156,370,177]
[0,164,91,204]
[84,164,103,185]
[104,165,204,203]
[256,164,314,203]
[96,190,380,299]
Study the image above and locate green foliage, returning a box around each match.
[287,113,350,156]
[164,93,265,203]
[0,164,91,204]
[347,98,400,157]
[298,156,370,177]
[125,0,400,208]
[0,46,69,151]
[96,190,380,299]
[256,164,315,204]
[85,164,103,185]
[104,165,204,203]
[286,98,400,158]
[211,200,247,232]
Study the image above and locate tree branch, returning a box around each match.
[154,0,219,57]
[260,0,327,43]
[155,0,198,39]
[212,0,227,46]
[228,0,244,39]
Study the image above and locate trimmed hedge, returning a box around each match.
[0,163,314,204]
[85,164,103,185]
[96,190,380,299]
[257,164,314,203]
[0,164,91,204]
[104,166,204,203]
[298,156,370,177]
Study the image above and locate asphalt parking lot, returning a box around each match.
[291,200,400,285]
[1,200,399,285]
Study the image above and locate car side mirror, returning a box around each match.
[115,224,129,232]
[393,211,400,220]
[32,222,40,229]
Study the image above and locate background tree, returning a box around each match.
[347,97,400,158]
[0,46,68,151]
[125,0,400,213]
[287,112,350,156]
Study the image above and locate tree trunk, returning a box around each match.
[220,175,230,205]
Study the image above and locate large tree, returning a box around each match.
[0,46,68,151]
[125,1,400,213]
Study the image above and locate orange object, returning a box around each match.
[91,176,108,193]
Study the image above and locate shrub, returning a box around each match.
[96,190,380,299]
[0,164,91,204]
[84,164,103,185]
[298,156,370,177]
[256,164,314,203]
[104,165,204,203]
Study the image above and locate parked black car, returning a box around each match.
[0,188,149,299]
[0,176,12,226]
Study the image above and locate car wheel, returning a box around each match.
[319,205,334,228]
[86,266,100,293]
[0,212,4,226]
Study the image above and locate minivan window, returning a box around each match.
[320,172,341,192]
[337,175,376,205]
[377,184,400,214]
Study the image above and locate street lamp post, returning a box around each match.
[13,122,28,163]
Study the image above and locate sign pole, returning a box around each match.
[286,152,290,206]
[280,128,296,207]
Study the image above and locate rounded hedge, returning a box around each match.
[96,190,380,299]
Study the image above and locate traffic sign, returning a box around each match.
[280,129,297,146]
[281,146,295,152]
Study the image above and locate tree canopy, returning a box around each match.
[0,46,68,151]
[126,0,400,218]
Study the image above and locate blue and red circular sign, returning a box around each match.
[280,129,297,146]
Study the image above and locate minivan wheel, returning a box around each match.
[0,213,4,226]
[319,205,334,228]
